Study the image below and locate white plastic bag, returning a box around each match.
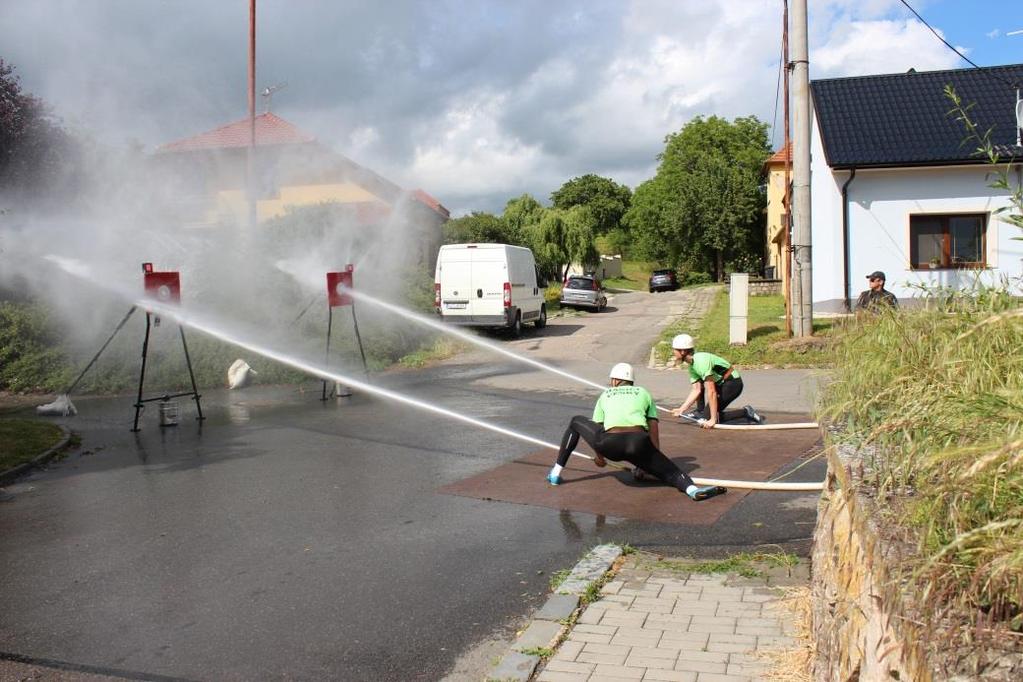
[36,394,78,416]
[227,359,257,389]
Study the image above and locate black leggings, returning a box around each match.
[695,377,745,422]
[556,416,695,492]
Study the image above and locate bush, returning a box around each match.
[681,271,712,286]
[0,302,72,392]
[545,283,562,308]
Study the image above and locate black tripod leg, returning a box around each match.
[179,325,204,422]
[321,307,333,401]
[351,302,370,380]
[66,306,137,396]
[290,293,320,325]
[132,312,152,432]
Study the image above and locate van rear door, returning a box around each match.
[467,246,507,318]
[439,254,472,312]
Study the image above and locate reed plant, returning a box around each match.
[819,291,1023,635]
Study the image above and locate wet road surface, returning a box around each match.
[1,360,824,681]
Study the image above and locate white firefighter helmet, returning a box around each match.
[609,362,634,382]
[671,333,695,350]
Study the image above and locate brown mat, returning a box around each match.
[439,415,821,525]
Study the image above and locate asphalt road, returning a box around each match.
[0,287,825,681]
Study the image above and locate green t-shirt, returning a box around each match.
[592,385,658,429]
[688,352,740,384]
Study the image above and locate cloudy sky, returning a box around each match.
[1,0,1021,214]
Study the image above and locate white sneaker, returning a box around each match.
[743,405,765,424]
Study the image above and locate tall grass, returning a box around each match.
[819,294,1023,634]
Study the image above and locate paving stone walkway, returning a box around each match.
[535,555,806,682]
[648,285,722,370]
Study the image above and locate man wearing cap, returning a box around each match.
[669,334,763,429]
[855,271,898,312]
[546,362,726,501]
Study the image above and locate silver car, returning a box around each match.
[560,275,608,311]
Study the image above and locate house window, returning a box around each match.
[909,214,986,269]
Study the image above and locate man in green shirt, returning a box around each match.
[546,362,726,501]
[669,334,763,429]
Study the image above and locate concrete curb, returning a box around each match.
[0,424,73,486]
[486,543,624,682]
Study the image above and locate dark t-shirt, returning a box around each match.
[855,288,898,311]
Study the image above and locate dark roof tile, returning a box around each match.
[811,64,1023,168]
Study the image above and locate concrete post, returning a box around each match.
[791,0,813,337]
[729,273,749,346]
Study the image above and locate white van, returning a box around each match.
[434,243,547,335]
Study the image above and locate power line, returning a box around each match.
[897,0,1017,88]
[771,38,783,150]
[898,0,983,69]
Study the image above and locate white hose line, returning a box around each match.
[709,422,819,431]
[690,477,823,491]
[670,409,818,430]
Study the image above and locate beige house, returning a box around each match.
[763,142,790,281]
[152,112,449,265]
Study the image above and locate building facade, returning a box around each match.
[810,64,1023,311]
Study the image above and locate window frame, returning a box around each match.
[908,212,987,271]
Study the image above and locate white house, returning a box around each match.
[809,64,1023,311]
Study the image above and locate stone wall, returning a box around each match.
[811,446,935,681]
[750,279,781,296]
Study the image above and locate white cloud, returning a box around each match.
[813,19,963,77]
[0,0,984,212]
[406,89,551,210]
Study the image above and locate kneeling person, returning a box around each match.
[547,362,726,502]
[669,334,763,428]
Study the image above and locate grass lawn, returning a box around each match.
[602,260,658,291]
[655,290,838,367]
[0,418,65,471]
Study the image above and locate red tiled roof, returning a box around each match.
[765,142,792,165]
[157,112,315,153]
[412,189,450,219]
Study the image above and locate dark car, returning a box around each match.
[560,275,607,311]
[648,268,678,293]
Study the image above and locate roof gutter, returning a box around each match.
[841,168,857,312]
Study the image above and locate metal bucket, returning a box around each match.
[158,401,179,427]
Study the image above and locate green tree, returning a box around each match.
[524,209,570,281]
[0,58,78,200]
[550,174,632,236]
[563,205,600,271]
[442,211,516,244]
[501,194,546,241]
[624,115,770,280]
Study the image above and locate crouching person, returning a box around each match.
[546,362,726,502]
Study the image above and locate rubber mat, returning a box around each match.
[439,414,821,525]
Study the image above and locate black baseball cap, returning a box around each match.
[865,271,885,281]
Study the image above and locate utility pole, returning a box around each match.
[790,0,813,337]
[782,0,792,336]
[247,0,257,231]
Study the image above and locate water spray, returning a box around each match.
[41,258,823,490]
[135,301,825,490]
[340,285,819,429]
[340,285,607,392]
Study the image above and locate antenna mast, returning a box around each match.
[261,82,288,114]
